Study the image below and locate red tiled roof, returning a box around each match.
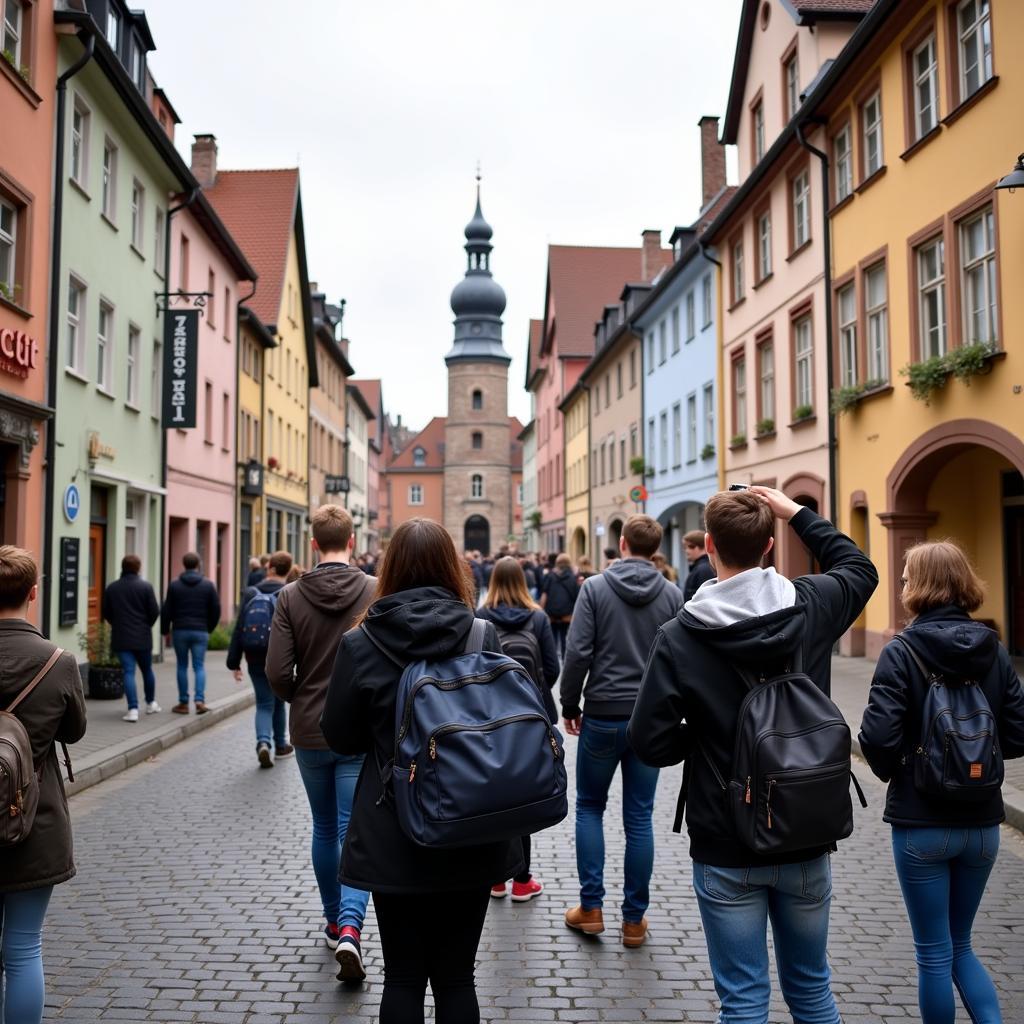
[388,417,446,471]
[204,169,298,327]
[545,246,644,359]
[350,379,382,444]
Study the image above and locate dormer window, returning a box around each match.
[413,446,426,467]
[130,37,146,92]
[106,6,121,53]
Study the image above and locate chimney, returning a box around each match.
[640,229,662,283]
[699,116,726,209]
[191,134,218,189]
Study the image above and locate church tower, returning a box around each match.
[443,183,512,554]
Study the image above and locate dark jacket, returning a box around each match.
[160,571,221,635]
[102,572,159,652]
[321,586,524,893]
[541,568,579,619]
[859,606,1024,827]
[246,568,266,588]
[226,577,286,670]
[476,604,560,687]
[683,553,715,603]
[628,509,878,868]
[560,558,684,719]
[0,620,87,892]
[266,562,376,749]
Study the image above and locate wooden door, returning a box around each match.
[87,523,105,626]
[1008,507,1024,656]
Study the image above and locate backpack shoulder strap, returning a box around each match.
[465,617,487,654]
[359,624,405,668]
[892,634,936,683]
[6,647,64,714]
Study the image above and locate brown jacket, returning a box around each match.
[266,562,375,749]
[0,619,87,892]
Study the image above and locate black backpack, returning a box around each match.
[894,635,1003,801]
[676,649,867,856]
[493,619,557,724]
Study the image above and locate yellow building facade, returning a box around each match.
[561,383,590,563]
[822,0,1023,657]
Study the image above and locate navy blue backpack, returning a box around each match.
[240,589,280,653]
[369,619,568,848]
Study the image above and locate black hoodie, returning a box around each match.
[628,509,878,867]
[475,604,560,687]
[160,570,221,635]
[859,605,1024,827]
[321,587,524,893]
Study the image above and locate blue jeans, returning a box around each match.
[248,660,286,747]
[295,747,370,930]
[892,825,1002,1024]
[172,629,208,704]
[0,886,53,1024]
[575,715,659,921]
[116,649,156,710]
[692,856,839,1024]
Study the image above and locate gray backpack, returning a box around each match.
[0,647,65,847]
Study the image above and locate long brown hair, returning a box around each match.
[483,556,538,610]
[361,518,475,623]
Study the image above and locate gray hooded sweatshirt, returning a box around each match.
[560,557,683,718]
[685,566,796,627]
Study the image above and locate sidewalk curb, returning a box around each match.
[851,737,1024,835]
[66,689,255,798]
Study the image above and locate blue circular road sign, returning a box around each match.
[63,483,81,523]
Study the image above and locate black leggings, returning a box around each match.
[550,619,570,659]
[373,887,490,1024]
[514,835,531,884]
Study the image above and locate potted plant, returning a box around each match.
[700,443,715,460]
[946,341,995,385]
[729,433,747,448]
[755,418,775,437]
[900,354,950,404]
[628,455,647,477]
[77,622,123,700]
[528,509,542,531]
[267,455,279,469]
[792,404,814,422]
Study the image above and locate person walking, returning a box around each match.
[476,555,560,904]
[245,556,266,588]
[682,528,715,602]
[859,540,1024,1024]
[227,550,293,768]
[161,552,221,716]
[102,554,160,722]
[0,546,87,1024]
[629,487,877,1021]
[321,518,522,1024]
[266,506,376,979]
[559,515,683,947]
[540,553,579,660]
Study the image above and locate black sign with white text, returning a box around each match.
[162,309,199,428]
[59,537,79,627]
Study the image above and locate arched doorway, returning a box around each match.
[464,514,490,556]
[782,473,825,579]
[570,526,587,563]
[607,518,624,557]
[882,419,1024,652]
[656,501,704,572]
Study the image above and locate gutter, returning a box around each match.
[234,279,258,608]
[42,25,95,640]
[698,241,725,493]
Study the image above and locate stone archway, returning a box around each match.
[570,527,587,563]
[607,517,624,557]
[464,515,490,556]
[781,472,825,579]
[880,419,1024,650]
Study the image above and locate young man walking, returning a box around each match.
[266,506,375,980]
[102,554,160,722]
[227,551,293,767]
[560,514,683,947]
[681,528,715,602]
[629,487,877,1021]
[161,553,221,715]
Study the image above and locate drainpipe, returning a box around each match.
[234,280,257,607]
[42,27,95,640]
[796,120,837,525]
[698,241,724,493]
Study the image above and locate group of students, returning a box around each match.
[1,482,1023,1024]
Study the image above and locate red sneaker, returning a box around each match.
[511,877,544,902]
[490,882,508,899]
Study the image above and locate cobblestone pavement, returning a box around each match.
[43,714,1024,1023]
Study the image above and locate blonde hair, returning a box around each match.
[484,557,539,610]
[901,540,985,619]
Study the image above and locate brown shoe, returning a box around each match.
[564,905,604,935]
[194,702,208,715]
[621,918,648,948]
[171,703,190,715]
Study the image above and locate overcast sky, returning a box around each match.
[145,1,742,432]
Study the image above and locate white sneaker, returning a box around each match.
[146,701,162,714]
[123,708,139,722]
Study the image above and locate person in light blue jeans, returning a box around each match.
[1,888,53,1024]
[692,856,839,1023]
[172,630,208,706]
[248,661,287,752]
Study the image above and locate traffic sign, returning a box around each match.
[628,485,647,503]
[63,483,81,523]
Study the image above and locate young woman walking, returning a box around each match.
[539,553,579,660]
[0,547,87,1024]
[321,519,522,1024]
[476,556,559,903]
[860,541,1024,1024]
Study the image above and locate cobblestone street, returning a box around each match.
[44,713,1024,1023]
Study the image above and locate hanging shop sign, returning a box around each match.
[242,459,264,496]
[162,309,199,428]
[325,474,351,494]
[0,328,39,379]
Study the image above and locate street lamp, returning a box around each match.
[995,154,1024,193]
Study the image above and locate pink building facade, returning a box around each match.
[164,180,255,615]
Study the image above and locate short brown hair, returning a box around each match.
[555,553,572,569]
[311,504,353,554]
[183,552,200,570]
[704,491,774,570]
[0,546,37,610]
[622,515,662,558]
[122,554,142,574]
[683,530,706,549]
[268,551,293,577]
[902,540,985,618]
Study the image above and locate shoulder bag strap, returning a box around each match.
[6,647,64,714]
[465,617,487,654]
[892,634,935,683]
[359,623,405,668]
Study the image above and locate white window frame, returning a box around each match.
[960,206,997,347]
[686,394,697,463]
[106,5,120,51]
[794,317,814,411]
[703,383,714,448]
[126,324,140,408]
[917,237,947,359]
[659,411,668,472]
[646,333,655,373]
[659,320,667,364]
[66,276,86,374]
[862,92,883,178]
[671,307,680,354]
[101,139,118,222]
[702,273,712,327]
[865,263,889,383]
[151,337,161,418]
[3,0,23,67]
[413,447,426,467]
[686,291,695,340]
[0,197,15,297]
[647,418,656,474]
[913,35,939,140]
[71,95,91,188]
[732,240,744,301]
[154,207,165,274]
[97,299,114,393]
[130,178,144,251]
[471,473,484,499]
[785,53,799,121]
[759,342,775,423]
[834,124,852,203]
[734,356,747,438]
[838,283,858,388]
[793,171,811,250]
[758,211,772,279]
[672,401,682,467]
[409,484,423,506]
[957,0,993,101]
[754,101,765,162]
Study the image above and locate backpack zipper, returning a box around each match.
[919,707,995,761]
[766,779,774,829]
[428,714,560,760]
